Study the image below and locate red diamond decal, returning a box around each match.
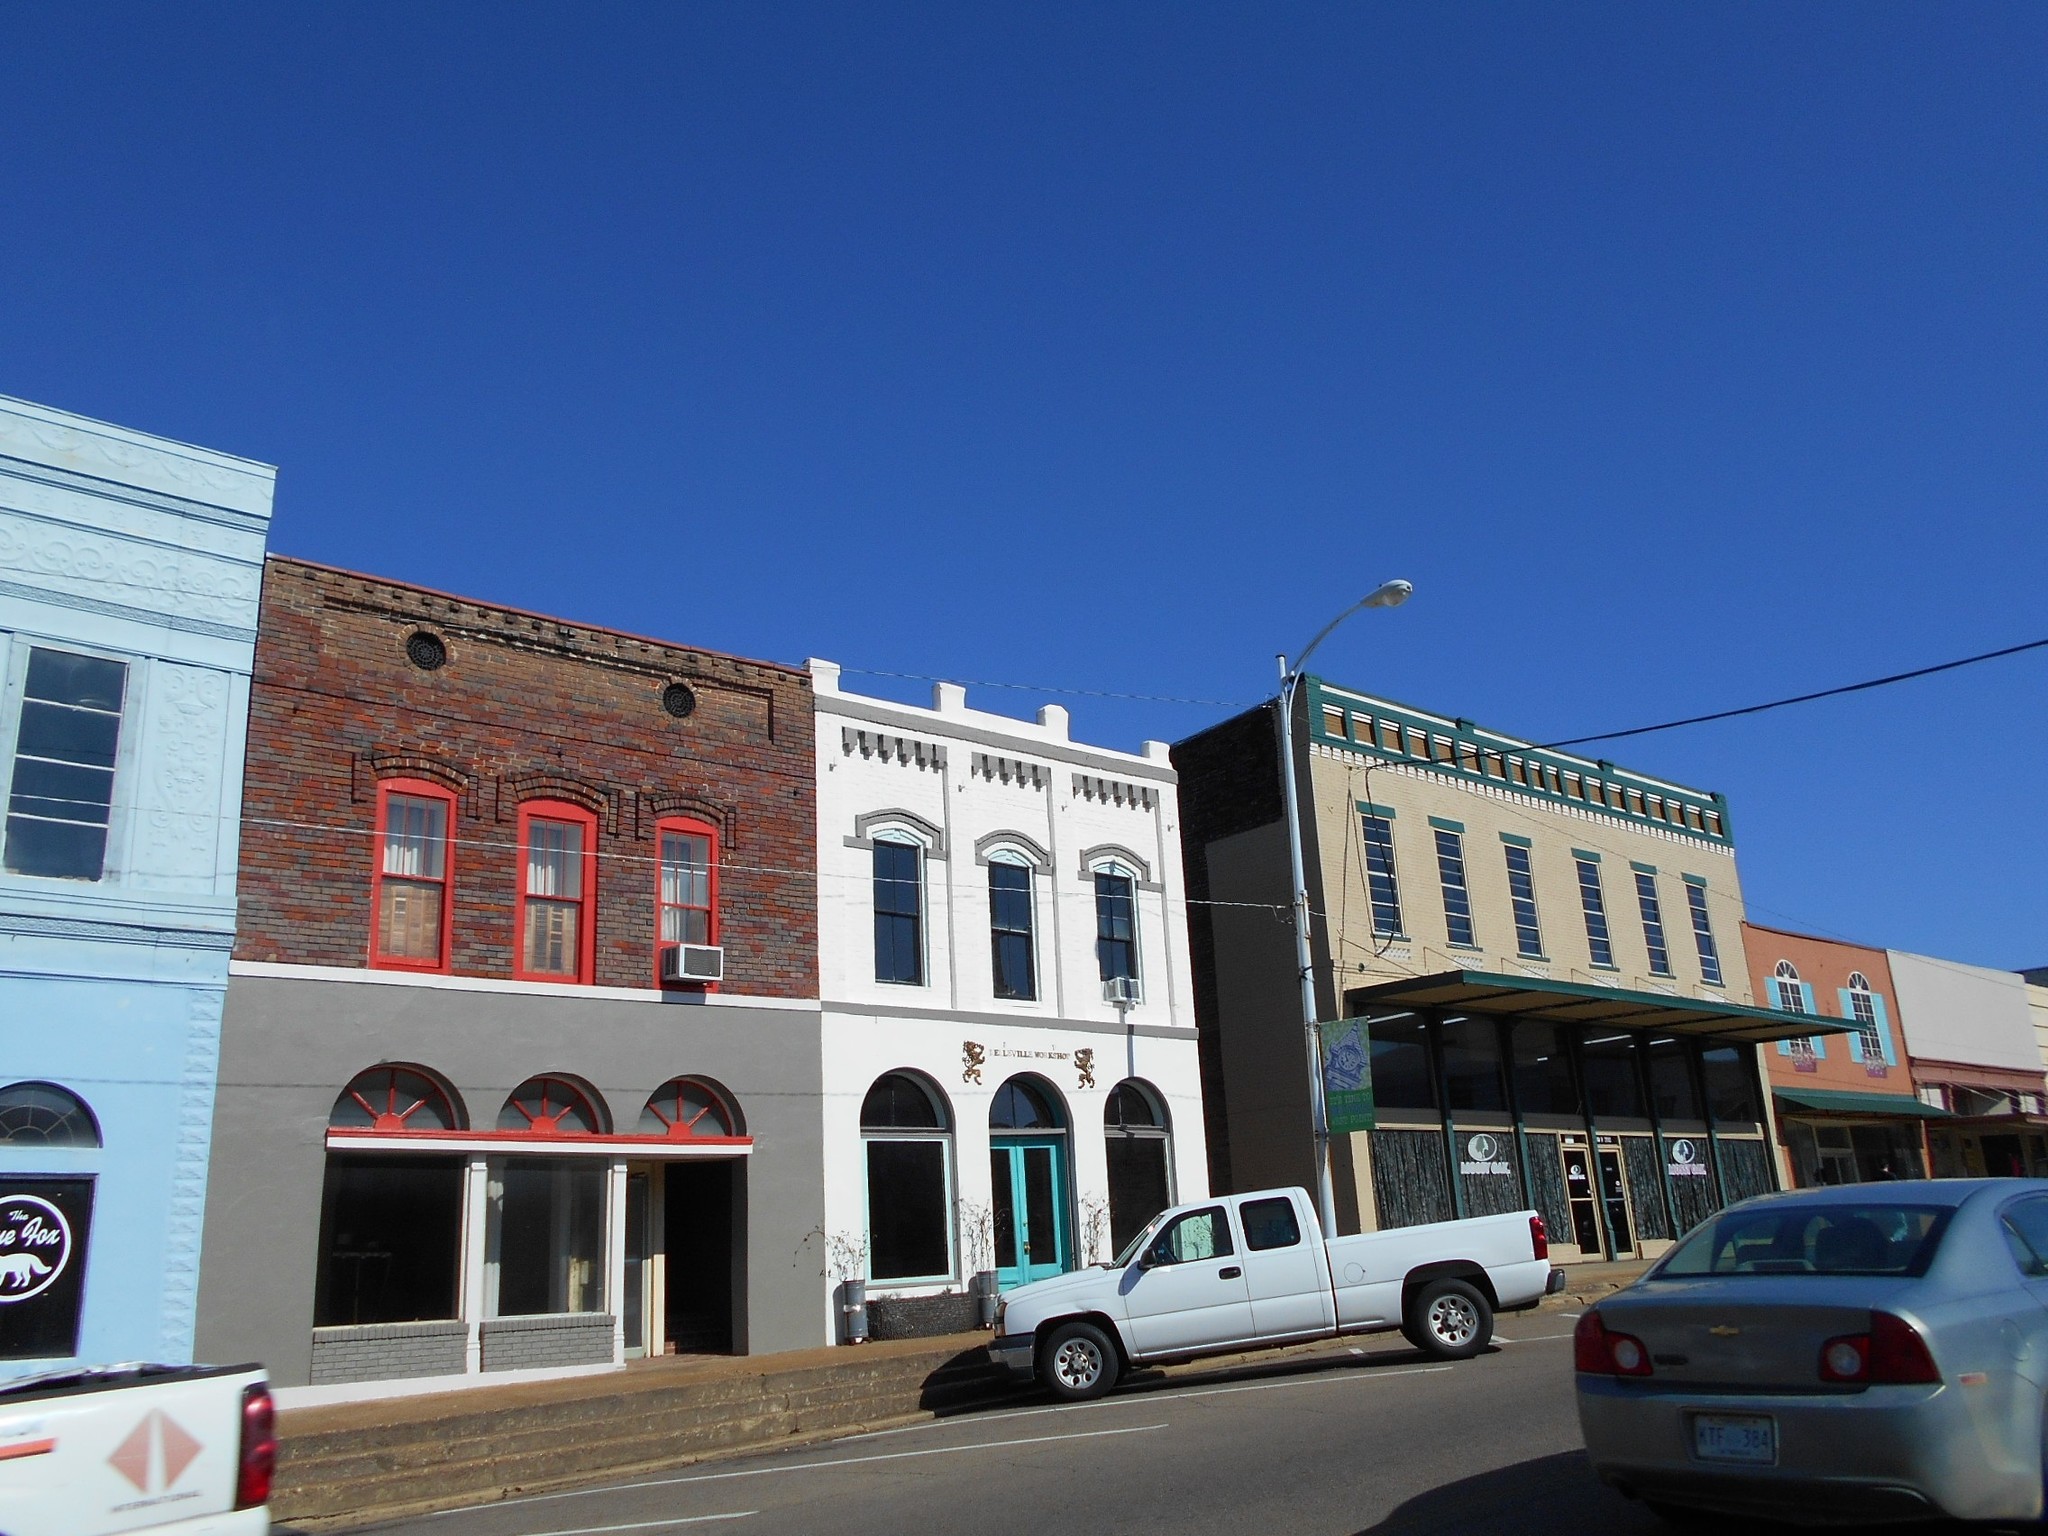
[108,1414,152,1491]
[159,1413,202,1487]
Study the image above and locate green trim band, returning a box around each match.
[1357,801,1397,819]
[1428,816,1466,833]
[1682,873,1708,888]
[1630,860,1657,875]
[1571,848,1601,863]
[1499,832,1533,848]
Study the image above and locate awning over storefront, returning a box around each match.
[1773,1087,1951,1119]
[1345,969,1860,1045]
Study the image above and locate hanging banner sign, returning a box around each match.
[1319,1018,1377,1134]
[0,1178,93,1361]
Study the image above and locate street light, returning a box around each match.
[1276,579,1413,1238]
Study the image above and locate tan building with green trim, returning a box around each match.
[1174,679,1846,1263]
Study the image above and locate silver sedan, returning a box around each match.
[1575,1178,2048,1527]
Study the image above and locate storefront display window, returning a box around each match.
[1646,1039,1703,1122]
[1510,1024,1580,1117]
[1701,1045,1760,1124]
[1105,1080,1172,1257]
[315,1154,463,1325]
[1579,1033,1646,1120]
[1438,1015,1506,1113]
[1361,1010,1436,1112]
[493,1158,606,1316]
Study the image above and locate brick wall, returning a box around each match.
[479,1313,615,1371]
[310,1321,468,1384]
[235,557,818,998]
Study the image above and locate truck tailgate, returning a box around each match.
[0,1365,267,1536]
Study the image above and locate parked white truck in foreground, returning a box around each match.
[0,1363,275,1536]
[990,1186,1565,1400]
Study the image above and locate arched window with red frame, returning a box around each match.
[655,815,719,986]
[498,1075,606,1136]
[330,1065,464,1132]
[638,1077,741,1139]
[516,800,597,983]
[371,778,455,971]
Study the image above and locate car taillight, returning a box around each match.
[1530,1214,1549,1261]
[236,1382,277,1509]
[1573,1310,1653,1377]
[1818,1313,1940,1387]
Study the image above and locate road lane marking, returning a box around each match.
[524,1523,757,1531]
[1495,1333,1576,1343]
[1165,1364,1452,1401]
[425,1421,1169,1520]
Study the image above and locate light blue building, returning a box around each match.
[0,396,274,1374]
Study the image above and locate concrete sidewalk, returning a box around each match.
[274,1259,1648,1531]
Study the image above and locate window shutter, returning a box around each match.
[1837,988,1862,1061]
[1871,994,1897,1065]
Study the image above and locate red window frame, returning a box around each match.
[369,778,456,972]
[653,815,720,989]
[514,800,598,985]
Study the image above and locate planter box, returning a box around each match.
[866,1291,979,1340]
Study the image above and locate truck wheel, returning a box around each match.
[1039,1320,1119,1402]
[1406,1278,1492,1359]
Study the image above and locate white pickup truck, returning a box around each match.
[0,1363,275,1536]
[989,1186,1565,1400]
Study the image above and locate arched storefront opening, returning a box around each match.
[634,1077,745,1355]
[315,1065,466,1329]
[989,1074,1071,1288]
[861,1072,955,1285]
[1104,1079,1172,1257]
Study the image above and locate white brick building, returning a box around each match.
[811,661,1208,1328]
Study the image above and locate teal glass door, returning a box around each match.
[991,1137,1069,1289]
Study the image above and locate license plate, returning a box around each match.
[1693,1413,1777,1465]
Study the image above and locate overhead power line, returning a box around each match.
[1536,636,2048,752]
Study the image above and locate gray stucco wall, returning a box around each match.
[194,973,828,1386]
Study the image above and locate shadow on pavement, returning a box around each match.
[1351,1451,1997,1536]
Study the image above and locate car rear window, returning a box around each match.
[1655,1203,1953,1278]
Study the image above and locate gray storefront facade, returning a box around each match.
[196,969,828,1389]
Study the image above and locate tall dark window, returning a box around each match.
[1685,880,1723,985]
[1094,872,1137,986]
[495,1159,606,1315]
[1701,1045,1759,1124]
[1575,858,1614,968]
[1646,1039,1703,1121]
[1360,815,1403,937]
[5,648,126,880]
[873,840,924,984]
[1634,871,1672,977]
[861,1073,952,1281]
[988,861,1035,1000]
[1433,828,1475,946]
[1504,844,1543,958]
[1105,1081,1172,1256]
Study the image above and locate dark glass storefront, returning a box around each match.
[1341,973,1837,1259]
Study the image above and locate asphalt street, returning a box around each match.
[347,1321,1692,1536]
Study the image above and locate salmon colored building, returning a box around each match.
[1740,924,1942,1187]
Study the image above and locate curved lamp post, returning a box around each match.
[1276,579,1413,1238]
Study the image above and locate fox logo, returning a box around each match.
[0,1253,50,1290]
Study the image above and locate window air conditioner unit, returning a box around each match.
[660,943,725,984]
[1103,974,1142,1006]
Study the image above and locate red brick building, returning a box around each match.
[196,557,831,1390]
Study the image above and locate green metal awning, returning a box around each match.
[1343,968,1860,1046]
[1774,1087,1952,1119]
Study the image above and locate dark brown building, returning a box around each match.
[196,557,832,1391]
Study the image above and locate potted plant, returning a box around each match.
[803,1228,871,1344]
[958,1199,998,1327]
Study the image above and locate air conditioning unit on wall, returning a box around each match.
[1103,974,1141,1006]
[660,943,725,984]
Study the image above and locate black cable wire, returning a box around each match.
[1533,636,2048,752]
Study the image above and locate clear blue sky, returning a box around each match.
[4,5,2043,968]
